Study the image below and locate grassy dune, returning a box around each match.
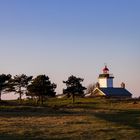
[0,98,140,140]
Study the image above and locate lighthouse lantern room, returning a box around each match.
[98,65,114,88]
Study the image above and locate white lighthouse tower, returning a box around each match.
[98,65,114,88]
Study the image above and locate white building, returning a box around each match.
[90,65,132,98]
[98,65,114,88]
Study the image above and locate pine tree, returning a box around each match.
[63,75,86,103]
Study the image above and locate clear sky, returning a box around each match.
[0,0,140,99]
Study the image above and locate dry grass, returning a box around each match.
[0,98,140,140]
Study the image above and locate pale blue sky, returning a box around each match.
[0,0,140,98]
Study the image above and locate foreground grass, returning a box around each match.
[0,98,140,140]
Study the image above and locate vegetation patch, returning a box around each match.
[0,98,140,140]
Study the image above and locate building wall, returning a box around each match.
[107,78,113,87]
[99,78,107,88]
[91,88,105,97]
[99,78,113,88]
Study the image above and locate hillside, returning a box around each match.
[0,98,140,140]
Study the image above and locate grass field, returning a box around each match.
[0,98,140,140]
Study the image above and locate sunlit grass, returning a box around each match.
[0,98,140,139]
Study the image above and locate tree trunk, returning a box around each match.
[19,86,22,103]
[19,92,22,103]
[72,94,75,104]
[36,96,40,105]
[0,91,1,101]
[41,96,43,105]
[37,96,41,105]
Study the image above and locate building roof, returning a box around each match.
[103,65,109,72]
[99,88,132,97]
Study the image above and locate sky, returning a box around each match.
[0,0,140,99]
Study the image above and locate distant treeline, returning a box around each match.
[0,74,89,104]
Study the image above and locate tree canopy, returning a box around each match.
[0,74,11,100]
[10,74,33,102]
[86,83,96,95]
[27,75,56,105]
[63,75,86,103]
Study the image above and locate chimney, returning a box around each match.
[96,82,100,88]
[121,82,125,89]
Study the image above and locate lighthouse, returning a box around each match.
[89,65,132,98]
[98,65,114,88]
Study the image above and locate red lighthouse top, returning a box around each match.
[103,65,109,74]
